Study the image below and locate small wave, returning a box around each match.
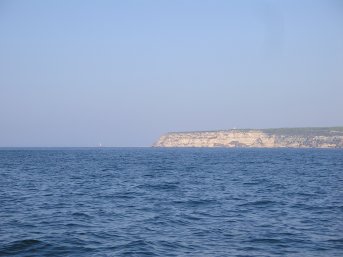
[0,239,42,254]
[71,212,92,218]
[115,240,158,256]
[180,213,202,221]
[115,193,136,199]
[173,199,218,207]
[137,183,179,191]
[65,222,91,228]
[0,239,66,256]
[327,238,343,243]
[242,181,260,185]
[101,168,115,172]
[249,238,283,244]
[238,200,276,207]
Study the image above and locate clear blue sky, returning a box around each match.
[1,0,342,147]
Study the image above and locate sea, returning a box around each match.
[0,148,342,256]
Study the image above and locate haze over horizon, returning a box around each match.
[1,0,343,147]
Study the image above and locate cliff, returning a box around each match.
[153,127,343,148]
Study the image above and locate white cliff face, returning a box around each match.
[153,128,343,148]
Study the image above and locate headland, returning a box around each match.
[153,127,343,148]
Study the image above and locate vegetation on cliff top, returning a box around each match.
[167,127,343,136]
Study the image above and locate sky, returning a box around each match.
[0,0,342,147]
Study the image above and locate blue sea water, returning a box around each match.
[0,148,342,257]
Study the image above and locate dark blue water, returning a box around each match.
[0,148,342,256]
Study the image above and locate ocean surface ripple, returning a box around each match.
[0,148,342,256]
